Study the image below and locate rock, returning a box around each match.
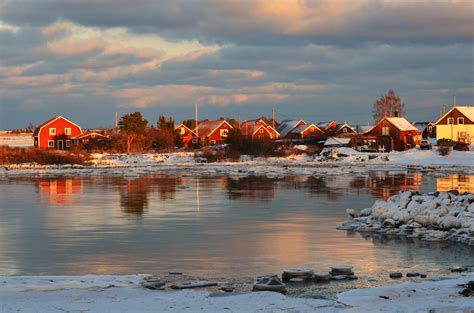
[346,208,358,219]
[330,265,354,276]
[360,208,372,217]
[459,281,474,297]
[331,275,348,280]
[382,218,396,228]
[168,272,182,275]
[141,276,166,289]
[451,266,467,273]
[389,272,403,279]
[220,285,235,292]
[420,274,427,278]
[252,274,287,294]
[288,277,307,283]
[406,272,420,277]
[313,272,332,282]
[282,268,314,282]
[171,280,218,289]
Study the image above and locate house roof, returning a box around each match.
[385,117,419,131]
[354,125,373,134]
[412,122,433,132]
[335,123,354,132]
[290,123,319,134]
[317,121,336,129]
[175,123,197,135]
[436,106,474,124]
[324,137,351,146]
[276,120,306,137]
[194,120,232,138]
[32,116,83,137]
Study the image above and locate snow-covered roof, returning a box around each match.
[324,137,351,146]
[412,122,432,132]
[276,120,305,137]
[385,117,419,131]
[290,124,317,134]
[436,106,474,124]
[354,125,373,134]
[194,120,232,138]
[317,121,333,128]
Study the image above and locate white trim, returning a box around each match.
[457,117,464,124]
[36,116,83,147]
[66,140,71,147]
[65,127,72,135]
[298,124,320,135]
[48,140,55,148]
[57,140,64,150]
[210,140,216,145]
[435,106,472,125]
[206,120,233,138]
[175,123,197,136]
[49,128,56,135]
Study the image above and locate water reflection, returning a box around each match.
[1,171,472,277]
[437,174,474,193]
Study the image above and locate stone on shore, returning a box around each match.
[252,274,287,294]
[313,272,332,282]
[141,276,166,290]
[389,272,403,279]
[282,268,314,282]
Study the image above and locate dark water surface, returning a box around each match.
[0,171,473,278]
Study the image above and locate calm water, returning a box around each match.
[0,171,473,278]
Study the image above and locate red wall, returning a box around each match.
[37,117,82,149]
[207,122,232,144]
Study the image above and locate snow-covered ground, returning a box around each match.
[1,148,473,177]
[0,134,33,147]
[1,273,473,312]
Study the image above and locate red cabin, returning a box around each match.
[33,116,82,150]
[241,119,279,140]
[195,120,233,145]
[175,123,198,147]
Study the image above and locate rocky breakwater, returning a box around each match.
[339,190,474,245]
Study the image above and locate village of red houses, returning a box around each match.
[21,105,473,156]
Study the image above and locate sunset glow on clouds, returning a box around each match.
[0,0,472,128]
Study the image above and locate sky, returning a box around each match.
[0,0,473,129]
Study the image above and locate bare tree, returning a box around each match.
[372,89,405,122]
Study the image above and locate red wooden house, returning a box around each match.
[334,123,356,136]
[175,123,198,147]
[195,120,233,145]
[351,117,421,152]
[288,123,324,139]
[33,116,82,150]
[241,119,279,140]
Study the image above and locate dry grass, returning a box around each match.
[0,146,91,165]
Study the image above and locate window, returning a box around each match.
[48,140,55,147]
[66,140,71,147]
[49,128,56,135]
[191,138,198,143]
[91,133,96,138]
[382,127,390,135]
[342,128,348,133]
[180,127,186,135]
[447,118,454,125]
[83,139,89,143]
[310,127,315,132]
[34,138,38,146]
[428,125,433,133]
[458,117,464,124]
[210,140,216,145]
[259,129,264,134]
[64,128,71,135]
[220,129,229,137]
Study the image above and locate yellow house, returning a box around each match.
[435,106,474,144]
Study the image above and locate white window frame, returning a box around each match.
[64,128,71,135]
[457,117,464,124]
[83,139,89,143]
[447,118,454,125]
[382,127,390,136]
[220,129,229,137]
[191,138,198,143]
[180,127,186,135]
[66,140,71,147]
[428,125,433,132]
[91,133,96,138]
[48,140,55,148]
[342,127,348,133]
[210,140,217,145]
[49,128,56,135]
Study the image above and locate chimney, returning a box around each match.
[394,111,399,117]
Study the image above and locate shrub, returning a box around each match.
[0,146,91,165]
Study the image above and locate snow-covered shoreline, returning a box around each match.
[1,273,473,312]
[1,148,473,177]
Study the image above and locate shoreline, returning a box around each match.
[1,272,473,312]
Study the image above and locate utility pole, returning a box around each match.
[272,108,275,129]
[195,103,199,137]
[115,112,118,129]
[453,95,456,107]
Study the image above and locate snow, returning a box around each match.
[324,137,352,146]
[385,117,419,131]
[1,273,473,312]
[0,134,33,147]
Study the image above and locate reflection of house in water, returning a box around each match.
[118,174,182,215]
[437,175,474,194]
[38,178,83,205]
[226,176,277,201]
[349,172,423,200]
